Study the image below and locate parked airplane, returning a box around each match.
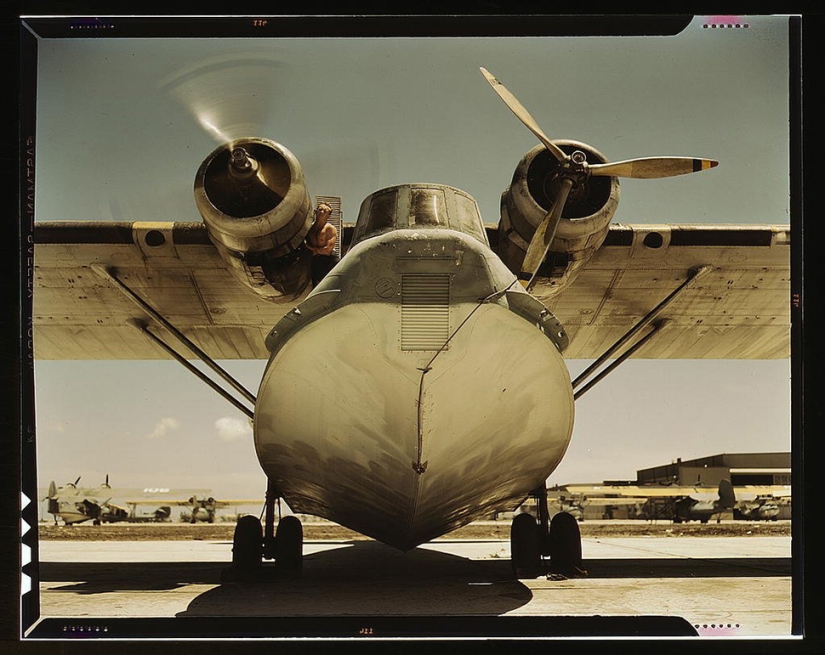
[44,477,211,525]
[176,496,261,524]
[671,479,737,523]
[44,476,128,525]
[566,480,738,523]
[733,486,791,521]
[735,496,782,521]
[32,68,790,577]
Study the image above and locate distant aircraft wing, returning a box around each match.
[126,499,194,506]
[578,497,646,507]
[531,224,790,359]
[731,485,792,501]
[159,499,261,508]
[123,498,261,507]
[211,499,263,508]
[33,221,790,360]
[105,502,130,512]
[565,485,723,500]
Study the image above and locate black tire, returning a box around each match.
[276,515,303,576]
[510,512,541,577]
[548,511,583,576]
[232,515,263,572]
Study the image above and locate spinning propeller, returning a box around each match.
[479,67,718,291]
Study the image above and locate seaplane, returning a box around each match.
[32,68,790,578]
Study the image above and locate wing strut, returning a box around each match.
[572,264,712,399]
[127,319,254,419]
[573,320,667,400]
[92,265,257,417]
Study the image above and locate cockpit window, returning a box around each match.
[409,188,447,227]
[453,192,487,244]
[352,188,397,245]
[368,190,398,231]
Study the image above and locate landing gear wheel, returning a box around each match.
[275,515,303,577]
[231,515,263,575]
[510,512,542,578]
[548,511,584,577]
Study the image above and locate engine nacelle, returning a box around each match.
[194,137,314,300]
[496,140,621,294]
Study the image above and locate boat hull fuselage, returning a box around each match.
[255,185,574,550]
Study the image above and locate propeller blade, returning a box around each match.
[519,178,574,290]
[588,157,718,179]
[479,67,567,163]
[48,481,56,498]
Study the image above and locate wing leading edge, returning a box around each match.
[31,221,790,361]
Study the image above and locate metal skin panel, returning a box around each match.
[32,222,789,360]
[32,224,302,359]
[255,222,571,549]
[538,225,791,359]
[255,303,574,551]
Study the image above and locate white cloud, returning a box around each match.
[215,417,252,442]
[146,417,181,440]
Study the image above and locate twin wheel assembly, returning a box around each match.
[510,510,584,578]
[223,500,584,581]
[225,513,304,582]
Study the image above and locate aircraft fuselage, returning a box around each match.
[254,184,574,550]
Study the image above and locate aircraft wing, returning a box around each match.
[532,224,790,359]
[127,498,261,507]
[105,502,130,512]
[211,499,263,508]
[125,498,194,506]
[565,485,722,499]
[32,221,300,360]
[731,485,792,501]
[33,221,790,360]
[578,497,646,507]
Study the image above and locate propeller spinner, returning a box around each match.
[479,67,718,290]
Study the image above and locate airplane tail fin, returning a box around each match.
[718,479,735,509]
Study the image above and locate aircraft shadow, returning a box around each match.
[178,540,530,617]
[38,542,791,601]
[38,561,227,593]
[175,542,790,618]
[34,542,784,636]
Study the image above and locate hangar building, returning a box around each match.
[636,452,791,487]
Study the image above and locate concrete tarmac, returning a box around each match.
[29,533,794,639]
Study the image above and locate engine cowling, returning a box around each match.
[496,140,621,295]
[194,137,314,300]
